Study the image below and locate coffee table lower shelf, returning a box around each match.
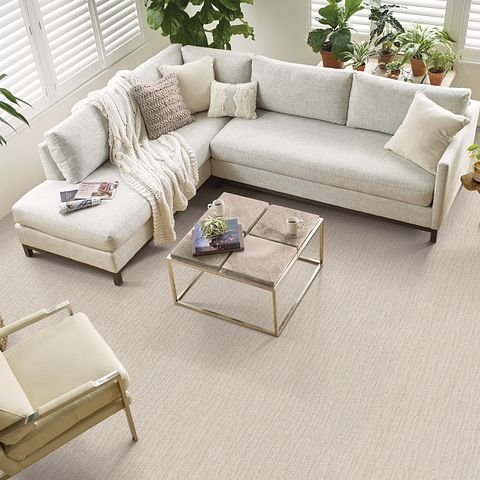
[167,249,323,338]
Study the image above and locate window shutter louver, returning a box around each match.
[311,1,371,36]
[96,0,143,65]
[0,0,45,126]
[384,0,447,28]
[466,0,480,52]
[38,0,101,95]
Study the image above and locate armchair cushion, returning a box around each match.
[4,312,128,408]
[0,353,35,438]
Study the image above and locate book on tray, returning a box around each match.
[192,218,244,256]
[74,181,119,200]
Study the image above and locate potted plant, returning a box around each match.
[398,24,454,77]
[385,55,410,80]
[307,0,364,69]
[467,144,480,182]
[199,217,229,238]
[145,0,254,50]
[425,48,458,86]
[344,40,376,71]
[0,73,30,146]
[369,4,405,70]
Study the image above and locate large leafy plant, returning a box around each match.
[369,4,404,54]
[145,0,254,50]
[0,74,30,146]
[307,0,364,61]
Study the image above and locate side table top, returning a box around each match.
[461,173,480,193]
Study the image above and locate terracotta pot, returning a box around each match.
[378,51,395,70]
[473,162,480,182]
[320,50,344,69]
[387,70,400,80]
[428,69,445,86]
[353,64,366,72]
[410,57,427,77]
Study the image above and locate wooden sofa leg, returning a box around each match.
[113,273,123,286]
[430,230,438,243]
[22,244,33,257]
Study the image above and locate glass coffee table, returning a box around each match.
[167,193,324,337]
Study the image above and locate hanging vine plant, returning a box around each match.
[145,0,255,50]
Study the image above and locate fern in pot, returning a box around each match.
[425,48,458,86]
[307,0,364,69]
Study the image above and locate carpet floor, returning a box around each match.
[1,179,480,480]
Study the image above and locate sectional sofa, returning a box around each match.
[12,44,480,284]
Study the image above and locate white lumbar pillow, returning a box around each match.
[384,92,470,175]
[160,56,214,114]
[208,80,258,119]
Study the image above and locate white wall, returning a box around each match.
[0,29,168,220]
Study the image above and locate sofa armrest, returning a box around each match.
[0,301,73,338]
[432,100,480,231]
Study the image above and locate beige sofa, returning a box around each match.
[12,44,480,285]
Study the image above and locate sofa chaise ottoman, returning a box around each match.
[12,44,480,284]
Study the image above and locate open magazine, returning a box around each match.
[74,181,118,200]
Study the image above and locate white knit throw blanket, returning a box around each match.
[73,70,198,244]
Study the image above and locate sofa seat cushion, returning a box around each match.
[12,163,151,252]
[210,110,436,207]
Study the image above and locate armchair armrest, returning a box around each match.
[432,100,480,231]
[0,371,122,439]
[0,301,73,338]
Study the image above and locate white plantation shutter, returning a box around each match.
[311,1,370,36]
[465,0,480,55]
[96,0,143,65]
[37,0,101,96]
[0,0,45,128]
[384,0,447,28]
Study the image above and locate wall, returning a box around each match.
[0,29,168,220]
[231,0,480,99]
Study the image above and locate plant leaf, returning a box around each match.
[0,101,29,126]
[307,28,333,53]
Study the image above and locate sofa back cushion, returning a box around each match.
[251,56,353,125]
[0,353,35,438]
[347,73,472,135]
[181,45,253,84]
[44,105,109,184]
[134,44,183,82]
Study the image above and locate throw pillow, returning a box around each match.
[160,56,214,114]
[384,92,470,175]
[208,80,258,119]
[131,73,194,140]
[44,105,109,184]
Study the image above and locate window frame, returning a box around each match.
[1,0,146,140]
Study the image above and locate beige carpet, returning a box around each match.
[1,179,480,480]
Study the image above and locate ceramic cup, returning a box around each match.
[286,216,305,236]
[208,199,225,217]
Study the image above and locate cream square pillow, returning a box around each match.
[385,92,470,175]
[160,56,214,114]
[208,80,257,119]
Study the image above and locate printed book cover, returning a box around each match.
[192,219,244,256]
[74,181,118,200]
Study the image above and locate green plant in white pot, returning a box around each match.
[0,73,30,146]
[307,0,364,69]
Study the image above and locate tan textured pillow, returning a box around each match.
[160,57,214,114]
[385,92,469,175]
[131,73,194,140]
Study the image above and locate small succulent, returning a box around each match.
[199,216,228,238]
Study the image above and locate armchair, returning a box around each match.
[0,301,137,479]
